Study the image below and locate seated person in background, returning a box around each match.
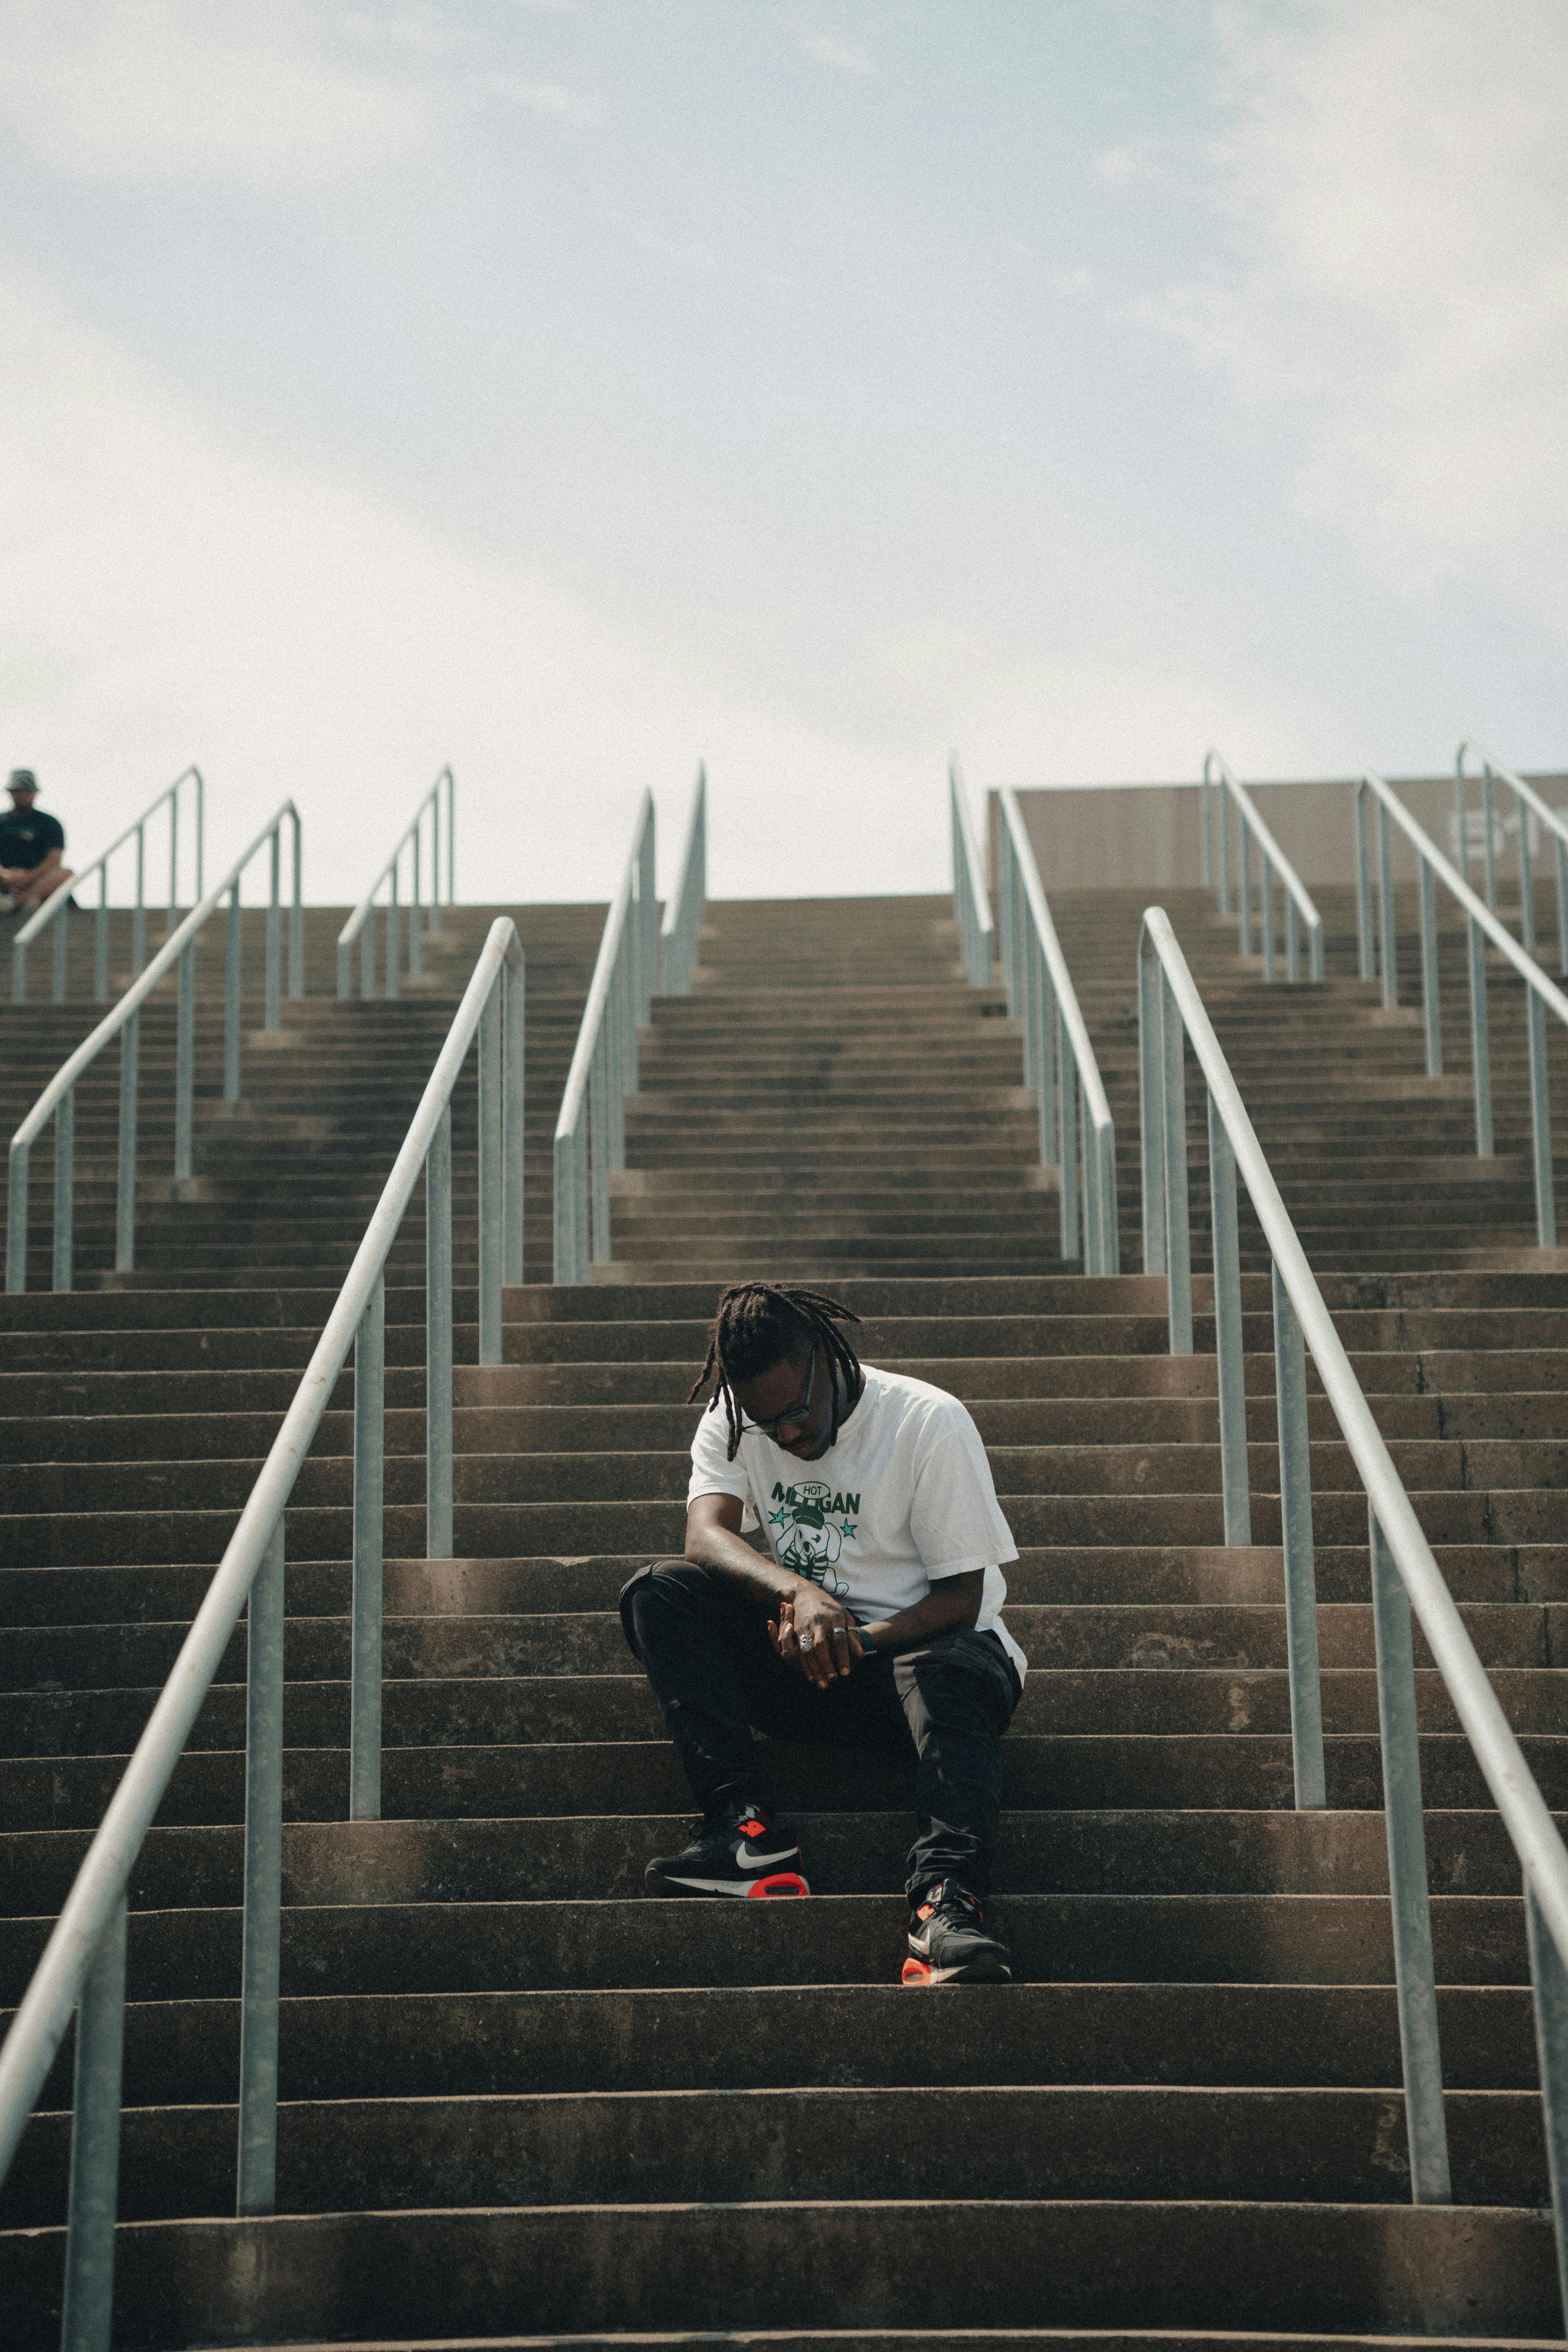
[0,771,70,917]
[621,1282,1026,1985]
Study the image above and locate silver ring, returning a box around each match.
[798,1632,816,1650]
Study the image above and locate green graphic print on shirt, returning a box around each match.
[766,1480,861,1597]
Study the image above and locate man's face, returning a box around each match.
[733,1343,834,1461]
[6,789,36,814]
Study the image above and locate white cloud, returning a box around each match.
[1140,0,1568,644]
[477,70,597,123]
[602,210,715,270]
[0,263,934,904]
[1091,137,1160,186]
[799,29,876,76]
[0,0,432,187]
[860,624,1310,788]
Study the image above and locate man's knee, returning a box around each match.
[619,1556,718,1659]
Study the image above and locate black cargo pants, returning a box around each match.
[620,1559,1021,1904]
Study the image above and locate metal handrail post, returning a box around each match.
[1137,943,1166,1279]
[114,1014,139,1274]
[1059,1011,1079,1261]
[1261,854,1275,983]
[1355,789,1374,980]
[1526,1884,1568,2323]
[1467,915,1494,1158]
[1158,967,1193,1353]
[1272,1266,1325,1807]
[290,812,303,1002]
[410,827,423,979]
[94,875,108,1004]
[1368,1506,1451,2203]
[1207,1091,1251,1545]
[236,1517,285,2215]
[504,955,526,1286]
[53,902,68,1003]
[387,864,400,1002]
[1376,798,1396,1009]
[52,1091,75,1295]
[1527,992,1557,1247]
[58,1892,127,2352]
[350,1274,385,1822]
[1238,822,1253,960]
[1483,764,1498,912]
[224,882,243,1102]
[1418,857,1442,1076]
[175,946,196,1184]
[660,765,707,997]
[132,826,145,982]
[265,828,282,1032]
[427,1105,454,1560]
[479,983,504,1363]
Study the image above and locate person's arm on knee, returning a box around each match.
[685,1491,865,1689]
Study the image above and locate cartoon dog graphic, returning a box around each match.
[770,1479,849,1595]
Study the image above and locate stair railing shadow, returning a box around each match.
[1455,740,1568,971]
[5,801,304,1295]
[1355,769,1568,1247]
[336,765,455,1001]
[1141,901,1568,2316]
[1202,748,1325,982]
[11,765,204,1008]
[553,767,706,1282]
[0,915,525,2342]
[949,758,1119,1274]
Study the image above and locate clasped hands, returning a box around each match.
[767,1589,870,1688]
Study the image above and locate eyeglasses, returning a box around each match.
[739,1348,818,1440]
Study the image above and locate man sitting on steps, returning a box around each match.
[0,770,71,918]
[621,1281,1026,1984]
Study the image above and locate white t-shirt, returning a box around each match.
[687,1365,1026,1680]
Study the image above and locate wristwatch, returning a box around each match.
[856,1623,878,1657]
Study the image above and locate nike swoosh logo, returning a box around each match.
[734,1844,797,1870]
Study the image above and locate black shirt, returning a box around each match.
[0,811,64,870]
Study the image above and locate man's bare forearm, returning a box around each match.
[859,1572,983,1657]
[684,1519,813,1610]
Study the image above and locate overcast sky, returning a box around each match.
[1,0,1564,904]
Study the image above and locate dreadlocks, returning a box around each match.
[688,1283,866,1461]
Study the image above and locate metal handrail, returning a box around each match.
[660,764,707,999]
[6,801,303,1293]
[553,792,657,1282]
[948,756,995,988]
[11,766,204,1007]
[0,919,525,2335]
[1456,740,1568,973]
[994,784,1119,1274]
[337,766,455,1000]
[1354,771,1568,1247]
[1202,751,1325,982]
[1139,905,1568,2286]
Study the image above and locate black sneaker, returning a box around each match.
[645,1800,808,1898]
[903,1879,1011,1983]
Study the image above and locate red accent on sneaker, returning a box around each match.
[917,1902,937,1921]
[739,1818,769,1837]
[746,1872,809,1898]
[902,1957,934,1983]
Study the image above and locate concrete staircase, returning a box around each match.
[2,885,1567,2343]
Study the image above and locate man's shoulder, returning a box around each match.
[862,1366,973,1430]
